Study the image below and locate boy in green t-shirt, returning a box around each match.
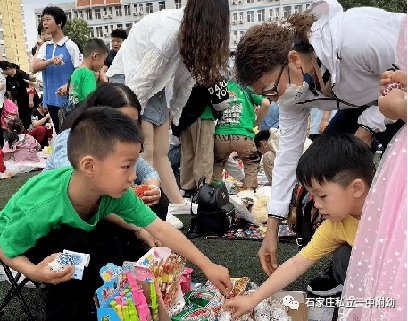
[213,81,270,189]
[68,38,109,108]
[0,108,232,320]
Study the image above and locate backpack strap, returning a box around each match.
[295,186,309,248]
[239,83,255,105]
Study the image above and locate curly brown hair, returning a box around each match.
[236,12,317,85]
[179,0,230,87]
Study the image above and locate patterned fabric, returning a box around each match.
[339,126,407,320]
[44,129,160,185]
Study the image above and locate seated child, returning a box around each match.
[2,118,40,162]
[224,134,375,318]
[29,96,53,148]
[0,107,232,321]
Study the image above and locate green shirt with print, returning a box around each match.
[200,105,215,120]
[68,67,97,106]
[0,166,157,258]
[215,81,264,138]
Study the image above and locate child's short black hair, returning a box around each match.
[296,134,375,188]
[67,107,143,169]
[37,21,44,36]
[83,38,109,58]
[111,29,128,40]
[42,6,67,29]
[254,130,271,148]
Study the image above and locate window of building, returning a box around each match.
[124,5,130,16]
[117,24,123,29]
[86,9,92,20]
[306,3,311,10]
[78,10,84,19]
[95,9,101,19]
[257,9,265,22]
[247,0,254,3]
[146,3,153,13]
[175,0,182,9]
[66,11,72,20]
[89,27,94,37]
[239,12,244,22]
[126,23,132,30]
[14,34,16,39]
[115,6,122,17]
[104,25,109,36]
[233,12,237,22]
[283,6,291,18]
[159,1,166,11]
[108,7,113,15]
[247,11,254,23]
[295,5,302,13]
[96,27,103,37]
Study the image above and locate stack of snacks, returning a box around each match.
[172,278,249,321]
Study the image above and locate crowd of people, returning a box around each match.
[0,0,406,320]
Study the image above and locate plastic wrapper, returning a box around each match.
[171,304,210,321]
[131,184,154,203]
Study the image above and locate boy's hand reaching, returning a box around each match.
[224,294,257,319]
[28,253,75,284]
[202,263,233,296]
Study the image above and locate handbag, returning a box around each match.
[186,177,235,239]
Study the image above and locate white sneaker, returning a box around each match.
[166,213,184,230]
[0,265,7,282]
[168,200,198,215]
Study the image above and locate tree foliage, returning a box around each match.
[62,18,92,53]
[338,0,406,13]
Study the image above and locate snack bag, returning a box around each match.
[171,304,210,321]
[131,184,153,203]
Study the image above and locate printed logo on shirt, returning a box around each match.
[218,101,243,126]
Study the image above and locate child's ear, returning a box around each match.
[79,155,96,177]
[351,178,367,198]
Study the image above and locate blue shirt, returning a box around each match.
[260,102,279,131]
[310,109,337,135]
[44,129,160,185]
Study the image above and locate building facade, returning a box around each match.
[0,0,29,71]
[35,0,312,51]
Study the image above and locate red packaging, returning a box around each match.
[131,185,153,203]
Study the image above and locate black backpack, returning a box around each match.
[295,185,324,248]
[186,178,235,239]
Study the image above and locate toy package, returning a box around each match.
[123,247,187,317]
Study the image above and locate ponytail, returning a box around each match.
[7,118,23,149]
[287,13,316,53]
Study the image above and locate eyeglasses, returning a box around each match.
[262,62,287,100]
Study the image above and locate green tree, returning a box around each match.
[62,18,92,53]
[338,0,406,12]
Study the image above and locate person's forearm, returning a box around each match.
[148,220,213,270]
[255,99,270,127]
[0,83,4,91]
[143,178,160,187]
[252,254,314,303]
[266,216,280,240]
[32,59,53,73]
[104,213,139,232]
[33,116,48,128]
[0,246,36,278]
[321,111,331,122]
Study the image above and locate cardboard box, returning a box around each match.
[270,291,308,321]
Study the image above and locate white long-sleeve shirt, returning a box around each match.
[106,8,195,126]
[268,0,406,219]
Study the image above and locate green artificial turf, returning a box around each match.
[0,171,333,320]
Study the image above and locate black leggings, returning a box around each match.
[47,105,61,134]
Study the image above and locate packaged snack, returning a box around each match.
[171,304,210,321]
[131,184,153,201]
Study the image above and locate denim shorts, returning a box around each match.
[141,88,169,126]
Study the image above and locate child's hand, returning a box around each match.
[28,253,75,284]
[202,263,233,296]
[56,84,68,97]
[141,185,161,206]
[380,70,407,93]
[51,56,64,66]
[223,294,258,319]
[379,88,407,122]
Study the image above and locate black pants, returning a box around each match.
[47,105,61,134]
[16,96,31,130]
[324,107,404,152]
[24,222,149,321]
[332,244,352,285]
[150,189,169,221]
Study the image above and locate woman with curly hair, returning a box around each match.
[234,0,406,284]
[106,0,230,214]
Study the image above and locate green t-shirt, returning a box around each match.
[0,167,157,258]
[68,67,97,106]
[200,105,214,120]
[215,81,264,138]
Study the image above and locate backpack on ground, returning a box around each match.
[186,177,235,239]
[294,184,324,248]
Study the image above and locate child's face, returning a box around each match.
[112,37,124,52]
[92,53,108,72]
[42,15,60,35]
[93,141,141,198]
[305,179,356,222]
